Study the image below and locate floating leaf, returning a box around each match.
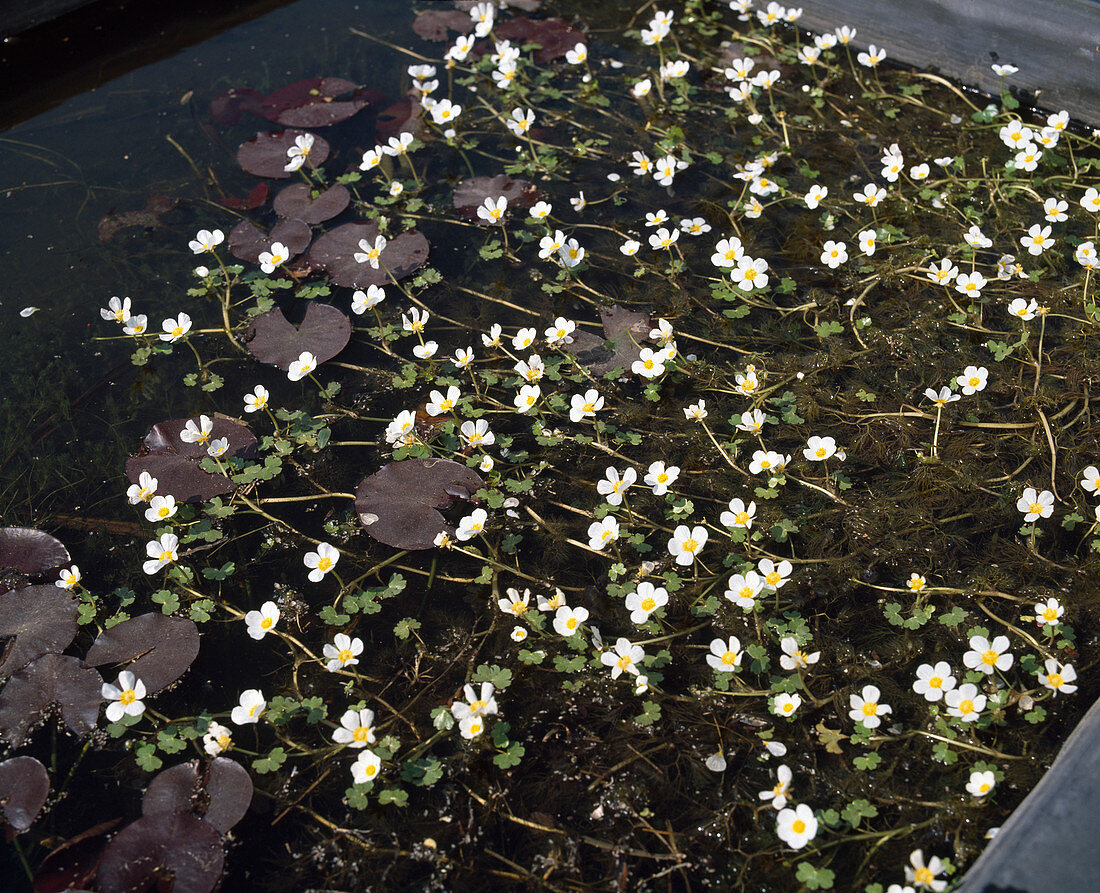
[217,182,269,211]
[455,0,542,9]
[33,818,121,893]
[0,585,78,677]
[0,528,70,594]
[453,174,540,222]
[83,613,200,695]
[236,129,329,179]
[566,305,653,376]
[262,77,382,127]
[227,218,312,265]
[97,812,224,893]
[143,757,252,834]
[125,416,257,504]
[0,756,50,833]
[244,303,351,371]
[355,458,483,550]
[308,221,429,288]
[208,87,265,125]
[272,182,350,224]
[412,9,474,41]
[0,653,102,746]
[491,17,583,63]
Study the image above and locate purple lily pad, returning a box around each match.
[453,174,540,222]
[143,757,253,835]
[218,182,269,211]
[227,218,312,265]
[412,8,475,41]
[97,812,224,893]
[125,415,257,504]
[209,87,266,125]
[566,305,653,376]
[272,183,350,224]
[492,16,584,63]
[0,755,50,833]
[82,613,200,696]
[0,653,102,746]
[0,528,69,594]
[375,96,426,141]
[33,818,121,893]
[244,303,351,371]
[0,585,78,677]
[355,458,483,550]
[237,129,330,179]
[308,221,429,288]
[262,77,382,127]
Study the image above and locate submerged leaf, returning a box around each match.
[208,87,266,125]
[0,755,50,832]
[308,221,429,288]
[0,653,102,746]
[355,458,483,550]
[237,129,330,179]
[143,757,253,834]
[262,77,382,127]
[453,175,540,222]
[97,812,224,893]
[567,305,653,376]
[491,17,584,63]
[82,613,200,695]
[272,182,350,224]
[412,9,474,41]
[33,818,122,892]
[0,585,78,677]
[244,303,351,371]
[227,218,312,265]
[217,182,269,211]
[374,97,426,140]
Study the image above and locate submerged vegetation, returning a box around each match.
[4,0,1100,889]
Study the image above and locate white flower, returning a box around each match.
[456,508,488,541]
[430,99,462,125]
[127,471,157,504]
[159,312,192,343]
[648,227,679,250]
[333,708,376,748]
[776,803,818,849]
[684,400,708,421]
[304,542,340,582]
[558,238,585,268]
[570,389,604,423]
[180,415,213,445]
[963,634,1013,674]
[188,229,224,254]
[596,466,637,506]
[912,661,956,702]
[858,229,877,256]
[730,255,769,291]
[412,341,438,360]
[926,258,959,285]
[667,525,707,566]
[498,587,531,618]
[55,565,81,589]
[258,242,289,274]
[779,637,820,670]
[757,558,792,590]
[324,633,364,671]
[720,497,756,529]
[1043,197,1069,222]
[706,636,742,672]
[600,637,645,678]
[351,749,382,783]
[956,365,988,395]
[545,317,576,346]
[231,689,266,725]
[288,351,318,382]
[1020,223,1053,256]
[624,582,668,624]
[203,722,232,756]
[963,225,993,249]
[906,849,947,891]
[759,765,792,809]
[514,384,541,413]
[725,571,765,609]
[1038,658,1078,695]
[749,450,790,475]
[101,295,132,323]
[1016,486,1054,521]
[773,692,802,718]
[804,185,828,209]
[849,684,891,729]
[853,183,886,207]
[102,670,146,723]
[653,154,688,186]
[680,217,711,236]
[1081,187,1100,213]
[967,769,997,797]
[632,78,652,98]
[145,494,177,523]
[1034,597,1064,626]
[565,43,587,65]
[553,605,589,637]
[244,385,270,413]
[459,419,494,448]
[529,201,552,220]
[477,196,508,225]
[803,435,837,462]
[245,601,280,640]
[644,460,679,495]
[1008,297,1039,320]
[142,533,178,575]
[587,516,620,550]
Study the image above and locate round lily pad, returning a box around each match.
[97,812,224,893]
[262,77,380,127]
[307,221,429,289]
[272,182,350,224]
[0,653,102,746]
[82,613,200,696]
[125,415,257,504]
[0,527,70,585]
[453,174,540,222]
[244,303,351,371]
[237,129,329,179]
[143,757,253,834]
[228,218,312,265]
[355,458,483,550]
[0,755,50,833]
[0,585,79,677]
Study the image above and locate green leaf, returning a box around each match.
[135,743,162,773]
[472,664,513,690]
[853,752,882,771]
[493,741,525,769]
[814,320,844,339]
[796,862,835,890]
[378,787,409,807]
[253,747,288,774]
[394,617,421,640]
[840,798,878,828]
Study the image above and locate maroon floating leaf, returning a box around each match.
[209,87,266,125]
[0,654,102,746]
[567,305,653,376]
[143,758,253,834]
[243,303,351,371]
[0,528,69,587]
[308,221,429,288]
[355,458,483,550]
[125,415,257,504]
[33,818,121,893]
[83,614,200,696]
[0,756,50,833]
[218,182,269,210]
[412,8,475,41]
[0,585,78,677]
[97,812,224,893]
[375,96,426,140]
[227,217,312,265]
[273,182,350,224]
[237,129,329,179]
[453,174,540,222]
[262,77,382,127]
[493,16,584,63]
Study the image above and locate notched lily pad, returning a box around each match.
[412,8,474,41]
[0,755,50,833]
[355,458,483,550]
[0,585,79,677]
[97,812,224,893]
[308,221,429,288]
[567,305,653,376]
[244,303,351,371]
[83,614,200,696]
[453,174,540,223]
[237,129,329,179]
[272,182,350,224]
[143,757,253,834]
[228,218,312,265]
[262,77,381,127]
[0,528,70,594]
[125,415,257,504]
[0,653,102,746]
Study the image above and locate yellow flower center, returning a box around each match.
[1042,607,1058,621]
[968,376,980,386]
[217,734,231,749]
[338,648,354,663]
[600,529,612,543]
[171,326,184,338]
[643,359,654,370]
[791,819,806,834]
[248,704,259,717]
[739,587,754,600]
[681,538,698,553]
[317,557,333,572]
[929,676,943,689]
[119,690,136,706]
[957,699,974,714]
[734,511,750,526]
[566,618,578,630]
[981,649,999,665]
[861,702,878,716]
[766,572,781,585]
[353,726,372,742]
[721,650,738,666]
[158,549,173,562]
[760,459,772,469]
[979,782,991,793]
[915,867,934,885]
[616,655,633,671]
[1047,673,1063,687]
[157,506,170,517]
[364,763,378,778]
[782,702,795,713]
[1028,501,1043,515]
[815,448,827,458]
[582,402,595,413]
[773,781,785,795]
[511,601,527,615]
[260,617,274,629]
[744,269,758,281]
